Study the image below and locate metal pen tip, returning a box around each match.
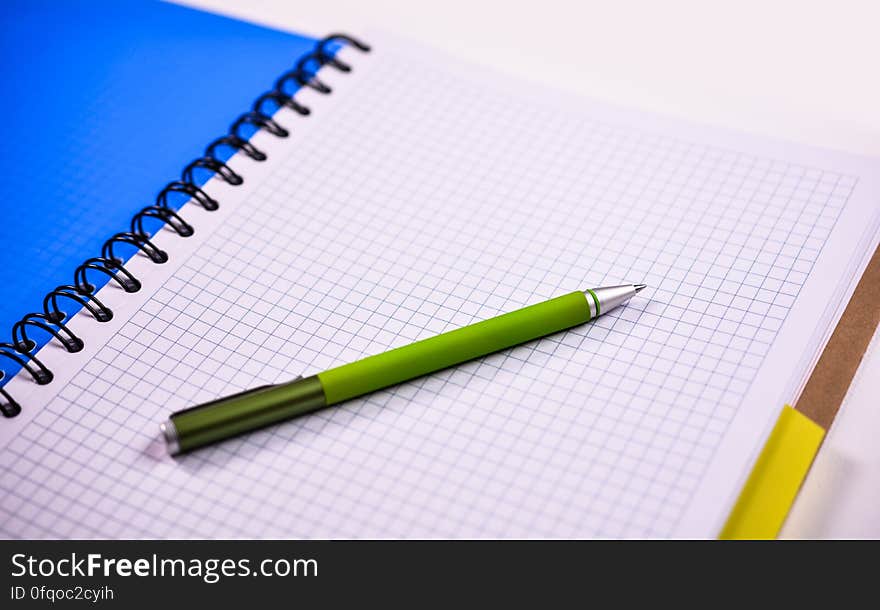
[634,283,647,293]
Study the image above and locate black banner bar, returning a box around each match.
[0,540,869,606]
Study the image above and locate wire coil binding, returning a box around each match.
[0,33,370,417]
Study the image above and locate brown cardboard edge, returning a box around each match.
[794,244,880,429]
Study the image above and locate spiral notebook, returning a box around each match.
[2,5,880,538]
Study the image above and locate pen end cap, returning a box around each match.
[160,420,181,456]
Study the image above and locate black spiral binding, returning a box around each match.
[0,34,370,418]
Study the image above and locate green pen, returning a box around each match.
[161,284,646,455]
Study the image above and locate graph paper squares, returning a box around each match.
[0,45,854,538]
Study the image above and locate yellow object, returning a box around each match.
[720,406,824,540]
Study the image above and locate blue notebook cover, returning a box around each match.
[0,1,317,385]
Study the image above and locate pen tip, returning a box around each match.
[634,283,647,293]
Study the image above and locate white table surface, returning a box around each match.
[184,0,880,538]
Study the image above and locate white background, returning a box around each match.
[182,0,880,537]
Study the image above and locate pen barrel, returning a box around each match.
[318,291,591,405]
[167,375,326,453]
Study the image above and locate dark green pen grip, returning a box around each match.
[169,375,326,453]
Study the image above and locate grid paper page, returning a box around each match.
[0,36,876,538]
